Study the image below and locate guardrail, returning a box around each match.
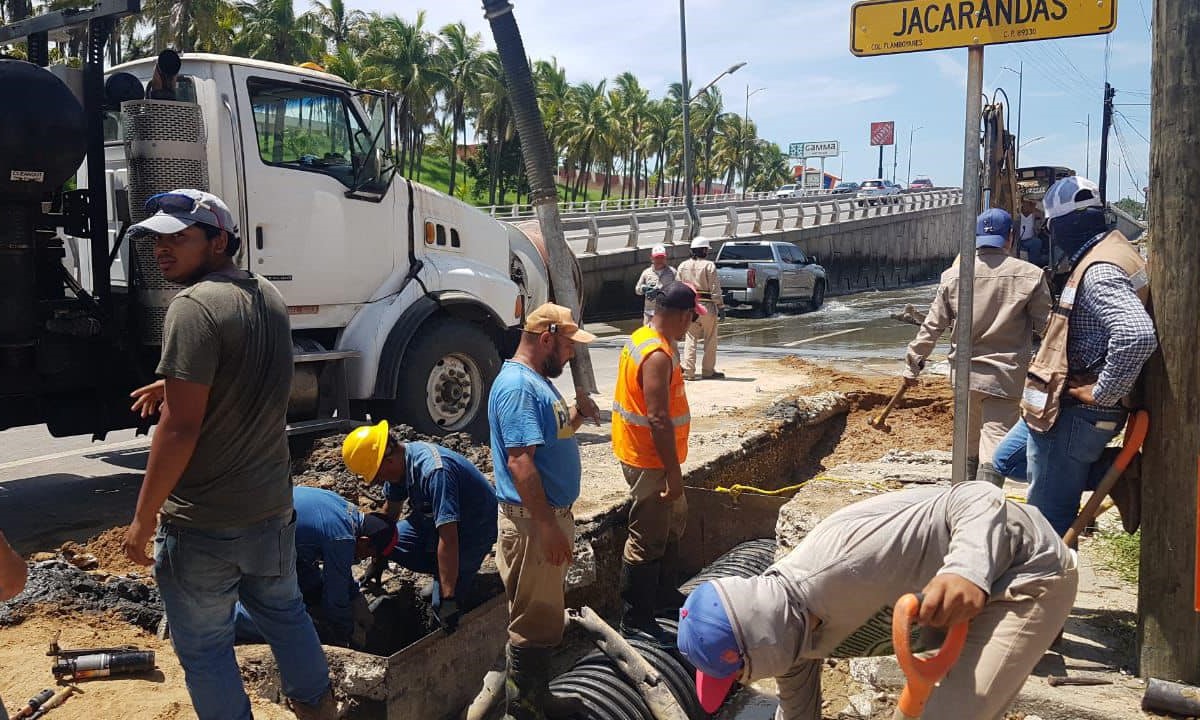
[559,189,964,255]
[482,187,835,219]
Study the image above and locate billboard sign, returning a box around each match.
[801,140,840,158]
[870,121,895,146]
[850,0,1118,57]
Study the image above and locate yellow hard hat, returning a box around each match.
[297,61,325,72]
[342,420,389,482]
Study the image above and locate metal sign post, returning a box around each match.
[952,46,984,485]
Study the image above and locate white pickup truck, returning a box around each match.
[714,240,827,317]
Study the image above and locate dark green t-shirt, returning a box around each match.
[156,273,293,528]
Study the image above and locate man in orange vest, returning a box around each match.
[612,282,702,643]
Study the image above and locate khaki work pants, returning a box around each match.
[496,503,576,648]
[621,464,687,565]
[773,564,1079,720]
[968,390,1020,466]
[683,308,719,378]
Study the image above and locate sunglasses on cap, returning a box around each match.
[146,192,227,232]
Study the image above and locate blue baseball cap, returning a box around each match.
[678,581,743,713]
[132,189,239,237]
[975,208,1012,248]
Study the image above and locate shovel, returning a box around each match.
[868,380,910,431]
[1063,409,1149,547]
[891,593,969,720]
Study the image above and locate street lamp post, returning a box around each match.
[1020,135,1046,150]
[906,125,924,188]
[1076,115,1091,176]
[1001,62,1023,164]
[742,85,766,198]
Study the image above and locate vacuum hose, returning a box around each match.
[550,539,778,719]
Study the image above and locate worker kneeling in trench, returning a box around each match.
[677,483,1078,720]
[343,421,499,634]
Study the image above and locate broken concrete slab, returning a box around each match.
[824,450,952,486]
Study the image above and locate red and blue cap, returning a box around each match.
[677,581,742,712]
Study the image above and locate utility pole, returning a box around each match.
[1098,82,1115,198]
[892,143,898,183]
[1140,0,1200,685]
[742,85,765,199]
[906,125,924,187]
[678,0,698,236]
[1076,115,1091,176]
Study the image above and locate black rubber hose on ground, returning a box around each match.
[549,539,778,719]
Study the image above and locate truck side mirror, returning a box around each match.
[810,254,819,265]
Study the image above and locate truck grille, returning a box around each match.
[120,100,209,345]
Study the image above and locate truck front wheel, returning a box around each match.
[392,318,500,440]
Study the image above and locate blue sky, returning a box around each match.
[355,1,1153,199]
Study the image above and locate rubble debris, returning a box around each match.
[890,303,926,326]
[0,561,163,632]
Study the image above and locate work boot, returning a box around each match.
[1099,448,1142,534]
[503,643,585,720]
[287,690,340,720]
[702,371,726,380]
[975,462,1005,488]
[656,542,689,612]
[619,561,674,648]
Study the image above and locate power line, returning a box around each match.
[1111,123,1148,199]
[1116,112,1151,144]
[1137,0,1153,35]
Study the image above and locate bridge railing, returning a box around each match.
[562,189,964,255]
[483,189,807,219]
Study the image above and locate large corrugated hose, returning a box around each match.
[551,539,777,719]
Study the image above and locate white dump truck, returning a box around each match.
[0,1,552,441]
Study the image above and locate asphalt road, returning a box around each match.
[0,283,938,554]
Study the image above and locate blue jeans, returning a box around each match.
[155,512,330,720]
[1026,404,1127,536]
[389,518,495,607]
[994,421,1030,481]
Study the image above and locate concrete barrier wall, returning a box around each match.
[577,202,963,321]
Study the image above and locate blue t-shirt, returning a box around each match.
[488,360,581,508]
[293,486,362,639]
[384,442,498,548]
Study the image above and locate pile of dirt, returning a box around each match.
[780,357,954,473]
[291,425,492,511]
[0,560,162,632]
[71,526,148,578]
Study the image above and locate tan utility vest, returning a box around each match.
[1020,231,1149,431]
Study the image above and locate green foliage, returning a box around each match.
[1093,528,1140,585]
[1114,197,1146,220]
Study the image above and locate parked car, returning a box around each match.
[831,181,860,194]
[714,240,827,317]
[856,178,902,205]
[774,184,799,198]
[909,177,934,190]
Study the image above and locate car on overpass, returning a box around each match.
[856,178,901,205]
[831,181,859,195]
[774,183,800,198]
[714,240,827,317]
[909,177,934,190]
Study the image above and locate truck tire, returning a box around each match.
[760,283,779,317]
[809,280,826,311]
[391,318,500,440]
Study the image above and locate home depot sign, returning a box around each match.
[870,121,895,146]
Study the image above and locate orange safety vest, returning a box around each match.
[1020,230,1150,431]
[612,325,691,468]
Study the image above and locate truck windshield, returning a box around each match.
[719,245,773,261]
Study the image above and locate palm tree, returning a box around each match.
[713,114,757,194]
[563,80,608,202]
[235,0,320,66]
[534,58,571,198]
[309,0,366,54]
[610,72,649,200]
[690,87,725,194]
[475,51,516,205]
[141,0,231,52]
[436,21,484,198]
[642,99,674,198]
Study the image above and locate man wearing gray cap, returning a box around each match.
[120,190,335,720]
[903,208,1052,486]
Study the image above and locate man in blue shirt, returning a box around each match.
[342,422,498,633]
[235,486,397,649]
[489,303,599,720]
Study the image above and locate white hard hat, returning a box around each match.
[651,244,668,257]
[690,235,711,250]
[1043,176,1103,220]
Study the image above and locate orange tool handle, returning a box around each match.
[1063,409,1150,546]
[892,593,969,720]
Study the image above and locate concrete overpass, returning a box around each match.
[506,190,965,320]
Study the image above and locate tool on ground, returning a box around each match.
[52,650,156,680]
[867,380,909,431]
[26,686,75,719]
[1142,677,1200,716]
[1047,674,1113,687]
[1063,409,1149,547]
[891,593,969,720]
[12,689,54,719]
[567,606,687,720]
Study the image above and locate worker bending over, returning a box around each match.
[675,236,726,380]
[343,422,498,633]
[904,208,1052,485]
[612,283,701,643]
[235,486,395,648]
[678,483,1077,720]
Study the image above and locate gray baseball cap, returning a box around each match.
[131,189,238,236]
